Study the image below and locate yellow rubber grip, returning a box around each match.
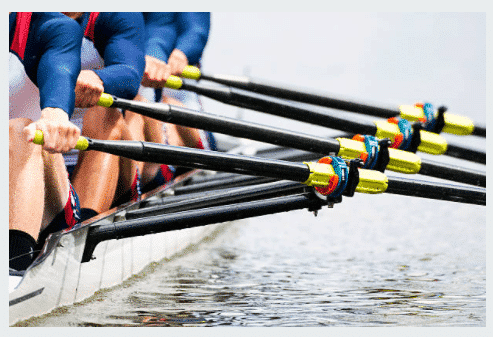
[97,93,114,107]
[32,130,89,151]
[335,138,421,174]
[181,65,201,80]
[355,169,388,194]
[302,161,336,187]
[164,75,184,89]
[374,120,447,155]
[441,113,475,136]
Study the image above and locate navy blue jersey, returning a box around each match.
[9,12,83,117]
[143,12,210,65]
[79,12,146,100]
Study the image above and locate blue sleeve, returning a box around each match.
[36,14,83,118]
[174,12,210,65]
[143,12,177,63]
[93,12,146,100]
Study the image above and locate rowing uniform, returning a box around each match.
[9,12,83,269]
[65,12,146,171]
[138,12,215,189]
[140,12,211,113]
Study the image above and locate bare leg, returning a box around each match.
[70,105,122,213]
[9,118,45,240]
[161,95,203,148]
[9,118,70,239]
[115,109,145,202]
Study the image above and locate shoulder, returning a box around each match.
[96,12,144,33]
[35,12,83,42]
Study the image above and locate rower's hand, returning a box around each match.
[167,49,189,77]
[75,70,105,108]
[141,55,172,88]
[24,108,81,153]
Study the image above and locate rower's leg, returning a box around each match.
[71,105,122,213]
[9,118,71,270]
[9,118,44,240]
[160,95,204,148]
[114,109,145,203]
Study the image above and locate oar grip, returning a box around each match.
[336,138,422,174]
[97,93,114,107]
[32,130,89,151]
[164,75,184,89]
[374,120,447,155]
[180,65,202,80]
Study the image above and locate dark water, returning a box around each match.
[22,192,485,327]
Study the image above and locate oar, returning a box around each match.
[161,76,485,164]
[97,94,486,187]
[33,130,389,199]
[179,65,486,138]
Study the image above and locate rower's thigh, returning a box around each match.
[81,105,123,139]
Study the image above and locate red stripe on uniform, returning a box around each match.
[84,12,100,41]
[10,12,32,60]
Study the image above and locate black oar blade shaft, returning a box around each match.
[445,144,486,164]
[127,180,305,219]
[201,73,399,119]
[181,81,378,135]
[387,176,486,205]
[87,139,310,184]
[472,125,486,137]
[110,96,341,155]
[419,159,486,187]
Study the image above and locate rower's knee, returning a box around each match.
[81,106,124,140]
[9,118,38,155]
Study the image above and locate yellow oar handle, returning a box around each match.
[336,138,422,174]
[180,65,202,80]
[374,120,447,155]
[163,75,184,90]
[97,93,114,107]
[399,104,475,136]
[32,130,89,151]
[302,160,387,194]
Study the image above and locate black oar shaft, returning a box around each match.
[127,180,305,219]
[111,97,342,155]
[472,125,486,137]
[386,176,486,205]
[180,82,378,135]
[87,139,311,184]
[419,159,486,187]
[200,73,399,119]
[446,144,486,164]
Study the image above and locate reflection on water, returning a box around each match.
[18,193,485,327]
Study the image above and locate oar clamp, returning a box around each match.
[351,135,390,173]
[408,122,422,153]
[415,103,446,134]
[341,159,362,198]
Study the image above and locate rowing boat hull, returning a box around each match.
[9,170,228,326]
